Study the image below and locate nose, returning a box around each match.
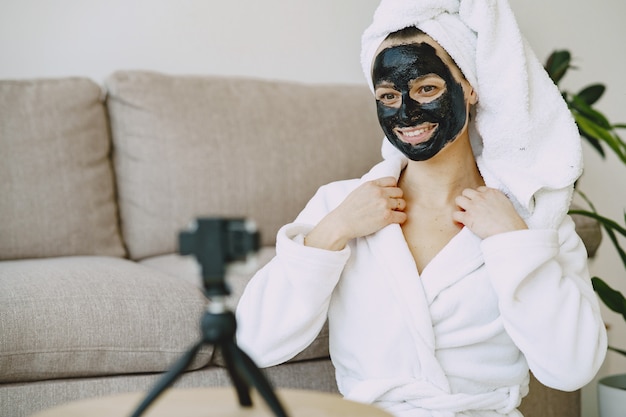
[398,92,421,125]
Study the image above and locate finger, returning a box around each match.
[390,198,406,211]
[384,187,404,199]
[461,188,480,199]
[455,195,470,209]
[389,210,408,225]
[451,210,467,225]
[372,176,398,187]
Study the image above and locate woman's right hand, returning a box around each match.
[304,177,407,250]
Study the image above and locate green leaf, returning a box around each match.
[573,190,597,212]
[577,84,605,105]
[605,225,626,268]
[570,209,626,268]
[545,50,571,84]
[568,95,626,163]
[570,94,611,129]
[579,130,606,158]
[591,277,626,321]
[613,123,626,129]
[568,209,626,237]
[574,114,626,163]
[611,132,626,159]
[608,346,626,356]
[574,114,611,143]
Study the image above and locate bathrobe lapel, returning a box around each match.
[361,158,447,389]
[420,227,484,305]
[365,223,450,392]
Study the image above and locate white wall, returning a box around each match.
[0,0,380,84]
[1,1,625,416]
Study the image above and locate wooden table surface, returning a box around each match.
[30,387,393,417]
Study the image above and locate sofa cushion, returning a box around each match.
[106,71,383,260]
[0,78,125,260]
[0,256,211,383]
[140,247,330,364]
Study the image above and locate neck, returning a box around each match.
[398,133,484,208]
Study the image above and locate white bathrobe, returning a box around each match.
[236,158,607,417]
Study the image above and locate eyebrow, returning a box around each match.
[408,73,445,88]
[374,80,397,90]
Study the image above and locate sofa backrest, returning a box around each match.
[0,73,383,262]
[106,71,383,260]
[0,78,126,260]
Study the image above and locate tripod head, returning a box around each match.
[179,218,260,297]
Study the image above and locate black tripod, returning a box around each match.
[130,218,289,417]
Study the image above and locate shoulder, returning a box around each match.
[294,179,361,225]
[309,178,362,211]
[316,178,362,200]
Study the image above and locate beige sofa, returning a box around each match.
[0,71,580,417]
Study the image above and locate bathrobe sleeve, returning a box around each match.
[481,215,607,391]
[236,181,358,367]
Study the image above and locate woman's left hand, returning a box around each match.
[453,186,528,239]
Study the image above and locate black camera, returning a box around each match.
[179,218,260,297]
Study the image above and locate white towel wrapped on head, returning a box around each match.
[361,0,582,230]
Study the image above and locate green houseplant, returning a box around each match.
[545,50,626,355]
[545,50,626,417]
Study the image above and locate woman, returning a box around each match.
[236,1,607,416]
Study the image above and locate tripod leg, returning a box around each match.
[130,340,204,417]
[226,341,289,417]
[220,345,253,407]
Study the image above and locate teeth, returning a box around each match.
[403,127,428,137]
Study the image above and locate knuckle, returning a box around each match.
[371,186,384,198]
[375,198,388,209]
[382,209,394,222]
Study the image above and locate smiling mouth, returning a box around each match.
[394,123,438,145]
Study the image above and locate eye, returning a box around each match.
[410,75,446,103]
[375,88,401,107]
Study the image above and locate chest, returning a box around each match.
[401,206,463,274]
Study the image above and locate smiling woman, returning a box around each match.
[235,1,608,416]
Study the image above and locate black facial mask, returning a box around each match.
[372,42,468,161]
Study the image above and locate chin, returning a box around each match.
[398,141,441,161]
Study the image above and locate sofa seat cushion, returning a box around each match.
[0,78,125,260]
[0,256,211,383]
[140,247,330,364]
